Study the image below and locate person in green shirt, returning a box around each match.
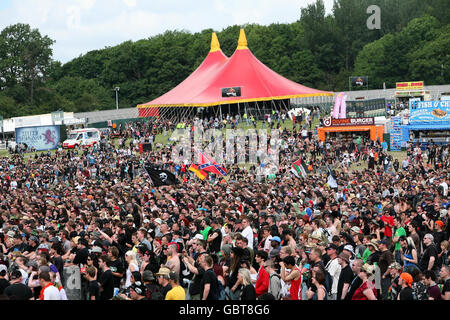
[393,217,406,264]
[200,218,212,241]
[362,236,375,263]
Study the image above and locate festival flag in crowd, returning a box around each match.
[189,164,208,180]
[144,166,179,187]
[327,165,338,189]
[291,158,308,178]
[196,149,227,176]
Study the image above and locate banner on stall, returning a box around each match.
[410,101,450,123]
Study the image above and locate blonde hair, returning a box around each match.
[125,250,138,266]
[441,240,449,251]
[406,237,416,250]
[238,268,252,286]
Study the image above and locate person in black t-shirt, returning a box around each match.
[337,252,354,300]
[0,265,11,295]
[207,219,222,254]
[200,255,218,300]
[238,268,257,300]
[419,234,438,273]
[73,238,89,266]
[86,266,100,300]
[98,255,114,300]
[155,266,172,299]
[398,272,414,300]
[107,246,125,292]
[345,259,363,300]
[4,271,33,300]
[439,265,450,300]
[9,234,29,254]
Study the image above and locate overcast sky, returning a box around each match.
[0,0,334,64]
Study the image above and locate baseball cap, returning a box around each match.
[37,243,50,252]
[326,243,339,251]
[193,234,204,240]
[350,226,361,234]
[142,270,155,282]
[377,239,388,245]
[169,271,179,282]
[271,236,281,243]
[154,218,162,225]
[343,244,355,256]
[130,281,146,296]
[0,264,7,274]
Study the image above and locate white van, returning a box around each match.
[62,128,101,149]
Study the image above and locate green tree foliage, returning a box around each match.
[0,0,448,119]
[354,14,445,88]
[0,23,54,105]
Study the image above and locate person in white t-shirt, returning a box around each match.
[325,244,341,300]
[39,271,61,300]
[241,216,254,250]
[439,178,448,197]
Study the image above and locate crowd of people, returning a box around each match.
[0,113,449,301]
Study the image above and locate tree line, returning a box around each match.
[0,0,448,119]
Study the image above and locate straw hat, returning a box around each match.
[361,263,375,276]
[367,239,379,251]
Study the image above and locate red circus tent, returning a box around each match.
[138,32,228,117]
[138,29,333,117]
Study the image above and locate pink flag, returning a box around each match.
[339,94,347,119]
[333,93,343,119]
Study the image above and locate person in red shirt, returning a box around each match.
[280,256,302,300]
[254,250,270,297]
[380,210,394,246]
[352,264,377,300]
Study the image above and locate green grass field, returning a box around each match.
[1,119,404,168]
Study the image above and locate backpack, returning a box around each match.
[215,278,226,300]
[268,273,282,300]
[207,270,226,300]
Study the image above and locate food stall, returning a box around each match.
[317,117,384,143]
[395,81,431,109]
[407,100,450,147]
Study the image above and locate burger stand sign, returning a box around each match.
[323,117,375,127]
[409,101,450,123]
